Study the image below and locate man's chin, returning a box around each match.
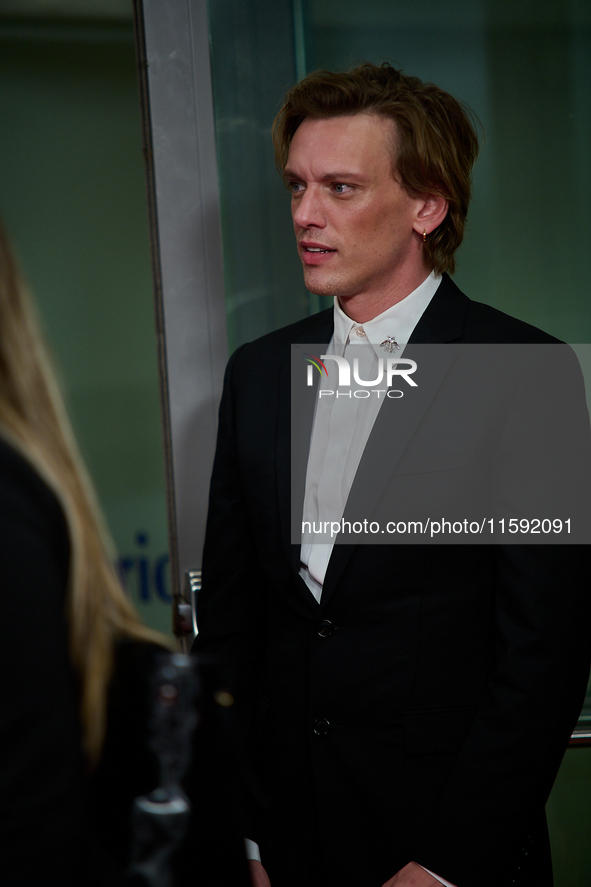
[303,271,342,299]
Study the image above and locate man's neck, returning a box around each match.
[337,267,434,323]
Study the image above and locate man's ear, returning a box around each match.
[412,194,449,236]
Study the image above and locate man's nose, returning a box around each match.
[292,187,326,229]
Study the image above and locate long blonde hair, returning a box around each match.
[0,219,169,766]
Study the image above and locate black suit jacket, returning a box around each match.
[194,275,591,887]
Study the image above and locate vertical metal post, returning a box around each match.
[134,0,228,637]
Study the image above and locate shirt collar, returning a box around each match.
[332,271,442,356]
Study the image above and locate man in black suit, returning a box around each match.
[194,64,591,887]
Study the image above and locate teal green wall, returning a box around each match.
[0,17,171,634]
[548,749,591,885]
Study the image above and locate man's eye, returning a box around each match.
[333,183,351,194]
[289,181,304,193]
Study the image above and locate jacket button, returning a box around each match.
[313,718,331,736]
[317,619,333,638]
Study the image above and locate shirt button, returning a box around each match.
[313,718,331,736]
[355,327,366,337]
[317,619,334,638]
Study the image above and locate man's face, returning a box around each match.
[284,113,424,308]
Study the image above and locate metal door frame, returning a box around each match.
[134,0,228,639]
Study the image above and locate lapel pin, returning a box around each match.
[380,336,400,354]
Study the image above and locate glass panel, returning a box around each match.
[0,15,171,634]
[208,0,311,353]
[304,0,591,345]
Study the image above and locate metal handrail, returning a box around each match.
[570,728,591,748]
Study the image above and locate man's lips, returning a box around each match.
[299,241,336,265]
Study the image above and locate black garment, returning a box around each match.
[0,437,251,886]
[0,436,85,883]
[194,275,591,887]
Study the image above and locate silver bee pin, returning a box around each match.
[380,336,400,353]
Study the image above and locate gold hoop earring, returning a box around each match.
[422,229,427,243]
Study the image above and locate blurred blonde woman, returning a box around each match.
[0,218,168,881]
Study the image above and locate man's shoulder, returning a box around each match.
[231,307,334,363]
[463,298,561,345]
[431,274,562,345]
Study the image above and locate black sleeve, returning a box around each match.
[192,346,269,841]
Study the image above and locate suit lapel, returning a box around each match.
[343,344,459,512]
[407,273,468,345]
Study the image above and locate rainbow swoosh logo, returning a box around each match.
[304,354,328,376]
